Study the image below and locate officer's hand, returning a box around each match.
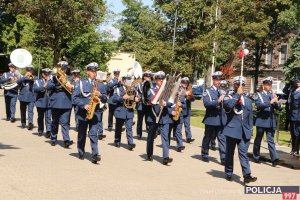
[65,82,74,90]
[270,96,278,104]
[84,104,90,111]
[186,91,192,96]
[218,94,225,103]
[123,94,129,100]
[237,85,243,95]
[172,111,176,116]
[135,96,140,102]
[9,76,14,81]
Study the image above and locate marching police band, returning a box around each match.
[1,62,300,184]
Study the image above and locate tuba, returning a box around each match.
[86,80,101,120]
[124,78,143,109]
[55,63,73,94]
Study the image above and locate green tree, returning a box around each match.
[284,31,300,81]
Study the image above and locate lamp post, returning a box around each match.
[210,0,219,86]
[171,0,180,63]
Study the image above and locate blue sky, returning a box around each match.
[99,0,153,39]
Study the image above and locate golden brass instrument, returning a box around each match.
[186,83,193,101]
[55,65,73,94]
[86,80,101,120]
[172,90,183,121]
[124,78,142,109]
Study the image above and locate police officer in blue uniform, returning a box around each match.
[1,63,19,122]
[289,77,300,155]
[107,69,120,131]
[70,69,81,131]
[46,61,74,147]
[112,74,136,150]
[223,76,257,183]
[136,70,153,139]
[16,65,37,130]
[146,71,173,165]
[169,86,186,152]
[180,77,195,143]
[253,77,282,166]
[201,71,226,165]
[33,68,52,137]
[73,62,107,164]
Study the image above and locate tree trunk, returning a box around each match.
[53,31,61,66]
[253,40,265,92]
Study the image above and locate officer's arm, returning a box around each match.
[181,97,187,109]
[255,95,271,110]
[223,93,240,110]
[44,79,55,90]
[73,84,85,109]
[33,80,44,92]
[99,84,108,103]
[108,79,118,89]
[16,76,27,84]
[111,89,124,104]
[1,73,10,83]
[203,93,219,108]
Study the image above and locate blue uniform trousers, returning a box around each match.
[108,104,116,128]
[160,123,171,158]
[36,107,51,133]
[253,127,279,162]
[97,114,104,136]
[201,125,226,161]
[73,105,79,130]
[51,108,71,142]
[183,115,192,139]
[170,121,183,148]
[77,116,99,157]
[225,135,251,177]
[114,118,134,145]
[290,121,300,153]
[5,95,17,119]
[20,101,34,125]
[147,122,158,158]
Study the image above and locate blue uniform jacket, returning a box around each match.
[17,76,37,102]
[46,76,72,109]
[254,91,281,129]
[1,71,19,96]
[73,78,108,121]
[33,78,50,108]
[202,86,222,126]
[181,87,195,116]
[222,92,253,140]
[107,78,119,105]
[289,88,300,122]
[70,78,80,105]
[112,85,134,119]
[135,82,143,111]
[146,84,173,124]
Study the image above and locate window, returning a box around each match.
[265,46,273,65]
[279,44,288,65]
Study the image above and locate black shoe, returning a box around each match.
[10,118,16,123]
[272,159,283,167]
[132,121,136,125]
[121,127,125,132]
[98,135,106,140]
[6,117,10,121]
[186,138,195,143]
[28,123,34,130]
[147,155,153,161]
[79,154,84,160]
[21,123,26,129]
[253,159,261,164]
[162,157,173,165]
[202,157,209,162]
[177,146,185,152]
[51,141,56,146]
[45,131,51,138]
[38,132,43,137]
[221,159,225,166]
[115,143,120,148]
[64,140,73,148]
[137,135,142,140]
[108,127,112,132]
[225,175,232,181]
[210,145,216,151]
[128,143,136,150]
[244,175,257,183]
[91,155,101,164]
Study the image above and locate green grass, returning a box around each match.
[190,108,291,147]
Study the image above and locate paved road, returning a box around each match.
[0,91,299,200]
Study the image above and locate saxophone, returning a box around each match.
[172,89,183,121]
[86,80,101,120]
